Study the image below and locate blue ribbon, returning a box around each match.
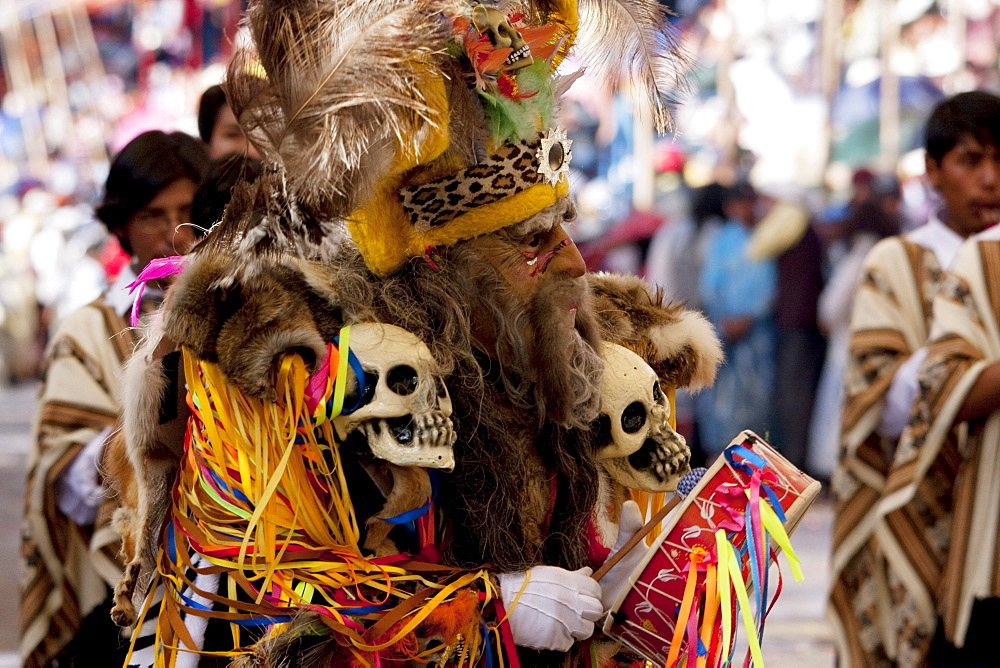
[338,602,394,614]
[176,589,294,625]
[724,444,767,474]
[379,469,441,525]
[745,503,765,628]
[724,443,787,522]
[757,530,771,650]
[208,468,251,505]
[482,620,496,668]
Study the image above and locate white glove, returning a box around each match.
[877,346,928,438]
[598,500,648,612]
[56,426,111,525]
[498,565,603,652]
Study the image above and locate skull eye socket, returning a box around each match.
[346,369,379,409]
[387,365,419,395]
[362,371,379,404]
[496,22,520,45]
[621,401,646,434]
[653,381,664,402]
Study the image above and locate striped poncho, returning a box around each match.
[21,296,134,667]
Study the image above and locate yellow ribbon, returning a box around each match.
[757,497,804,581]
[721,534,765,668]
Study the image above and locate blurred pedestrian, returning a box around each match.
[808,198,900,480]
[646,181,727,310]
[829,90,1000,667]
[747,199,826,474]
[645,181,727,465]
[697,181,776,456]
[20,130,208,668]
[197,84,260,160]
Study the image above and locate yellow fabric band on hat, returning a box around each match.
[352,177,568,277]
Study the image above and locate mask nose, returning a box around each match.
[545,225,586,279]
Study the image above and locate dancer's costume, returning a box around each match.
[108,0,731,666]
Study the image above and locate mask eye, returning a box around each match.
[621,401,646,434]
[524,233,543,249]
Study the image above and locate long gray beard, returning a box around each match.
[447,246,604,429]
[527,275,604,429]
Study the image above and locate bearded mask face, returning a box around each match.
[456,198,603,429]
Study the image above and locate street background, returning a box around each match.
[2,0,998,665]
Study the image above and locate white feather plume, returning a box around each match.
[574,0,690,134]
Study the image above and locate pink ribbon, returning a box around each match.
[304,345,333,413]
[124,255,189,326]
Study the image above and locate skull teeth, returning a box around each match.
[505,44,530,65]
[376,415,455,450]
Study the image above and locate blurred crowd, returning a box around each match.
[2,0,999,665]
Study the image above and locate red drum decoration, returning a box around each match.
[603,430,821,667]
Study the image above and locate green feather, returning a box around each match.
[479,59,556,144]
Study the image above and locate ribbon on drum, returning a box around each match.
[662,442,805,668]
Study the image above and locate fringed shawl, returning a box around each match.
[827,237,942,667]
[879,235,1000,659]
[20,299,134,667]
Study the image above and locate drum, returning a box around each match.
[603,430,821,666]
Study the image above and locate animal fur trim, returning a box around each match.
[107,309,186,625]
[588,272,722,390]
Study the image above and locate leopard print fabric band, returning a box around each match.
[400,139,543,231]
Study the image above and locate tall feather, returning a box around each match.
[574,0,690,134]
[226,0,459,221]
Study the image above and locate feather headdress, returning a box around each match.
[215,0,688,274]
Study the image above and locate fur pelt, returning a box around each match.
[588,271,722,391]
[106,309,188,626]
[161,249,346,401]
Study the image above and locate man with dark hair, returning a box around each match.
[20,130,207,668]
[829,90,1000,667]
[924,90,1000,170]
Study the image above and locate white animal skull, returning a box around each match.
[595,342,690,492]
[332,323,456,470]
